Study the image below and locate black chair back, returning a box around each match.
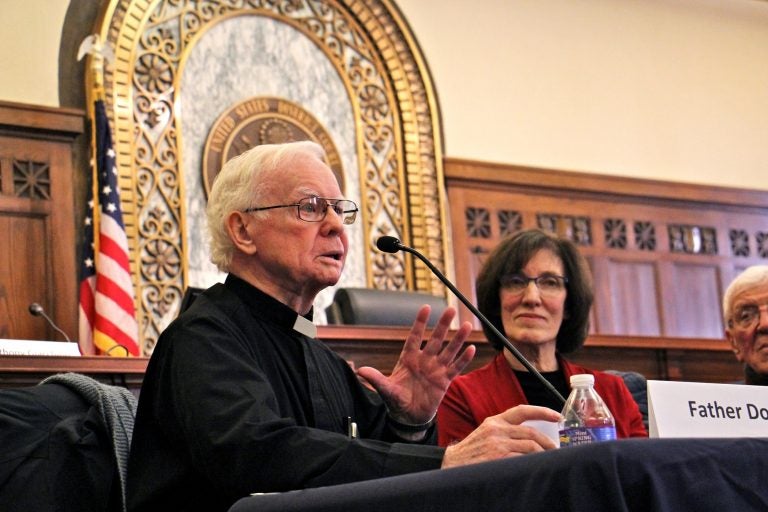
[325,288,447,327]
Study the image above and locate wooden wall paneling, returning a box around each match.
[583,256,598,334]
[448,186,495,330]
[0,325,744,391]
[444,158,768,357]
[567,347,667,380]
[594,257,661,337]
[626,206,723,338]
[0,209,48,339]
[664,262,723,338]
[0,136,58,341]
[0,101,84,343]
[663,348,740,383]
[0,355,148,393]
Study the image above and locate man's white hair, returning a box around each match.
[206,140,327,272]
[722,265,768,326]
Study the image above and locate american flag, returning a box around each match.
[78,99,140,356]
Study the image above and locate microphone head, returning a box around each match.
[376,236,402,253]
[28,303,44,316]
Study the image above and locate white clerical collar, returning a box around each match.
[293,314,317,338]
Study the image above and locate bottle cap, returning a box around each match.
[570,374,595,387]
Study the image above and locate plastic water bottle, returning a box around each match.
[559,373,616,446]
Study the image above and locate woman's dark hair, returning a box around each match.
[475,229,594,353]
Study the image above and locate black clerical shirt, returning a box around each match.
[126,275,444,512]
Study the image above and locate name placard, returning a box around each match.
[0,339,81,357]
[648,380,768,438]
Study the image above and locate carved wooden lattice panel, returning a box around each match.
[446,159,768,340]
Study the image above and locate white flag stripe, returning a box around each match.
[97,250,134,294]
[100,215,132,280]
[95,291,139,334]
[101,213,131,248]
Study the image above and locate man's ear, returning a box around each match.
[226,211,258,255]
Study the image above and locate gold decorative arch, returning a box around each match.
[91,0,449,354]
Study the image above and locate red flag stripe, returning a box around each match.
[94,315,136,353]
[95,248,134,303]
[99,216,132,270]
[99,235,131,273]
[95,260,133,303]
[100,210,129,243]
[78,276,96,355]
[95,271,135,317]
[94,317,140,355]
[78,277,95,326]
[94,289,139,334]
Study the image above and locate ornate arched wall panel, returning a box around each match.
[91,0,448,354]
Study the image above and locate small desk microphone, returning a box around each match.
[28,302,73,343]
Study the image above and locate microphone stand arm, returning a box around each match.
[399,244,566,405]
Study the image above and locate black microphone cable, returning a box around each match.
[28,302,74,344]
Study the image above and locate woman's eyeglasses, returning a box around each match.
[500,274,568,296]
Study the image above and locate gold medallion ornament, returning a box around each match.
[202,97,345,196]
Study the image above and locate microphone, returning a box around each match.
[28,302,73,343]
[376,236,566,405]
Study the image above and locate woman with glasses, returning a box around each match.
[437,229,647,446]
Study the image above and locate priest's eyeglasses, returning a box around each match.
[500,274,569,296]
[244,196,359,225]
[732,303,768,329]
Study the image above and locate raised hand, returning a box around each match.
[357,305,475,424]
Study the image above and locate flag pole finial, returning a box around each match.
[78,34,115,99]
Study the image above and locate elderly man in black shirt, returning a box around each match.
[127,141,560,511]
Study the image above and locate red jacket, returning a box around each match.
[438,352,648,446]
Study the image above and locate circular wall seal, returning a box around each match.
[202,96,345,197]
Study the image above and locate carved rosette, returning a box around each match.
[95,0,446,354]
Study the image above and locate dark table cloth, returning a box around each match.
[230,437,768,512]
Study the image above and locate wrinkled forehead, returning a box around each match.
[731,287,768,310]
[262,153,339,199]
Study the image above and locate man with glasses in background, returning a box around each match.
[127,141,561,512]
[723,265,768,385]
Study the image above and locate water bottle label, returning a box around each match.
[559,426,616,446]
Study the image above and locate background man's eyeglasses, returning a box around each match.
[500,274,569,296]
[244,196,359,225]
[732,303,768,329]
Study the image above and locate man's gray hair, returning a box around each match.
[206,140,327,272]
[722,265,768,325]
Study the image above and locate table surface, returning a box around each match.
[230,437,768,512]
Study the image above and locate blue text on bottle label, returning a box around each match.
[559,426,616,446]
